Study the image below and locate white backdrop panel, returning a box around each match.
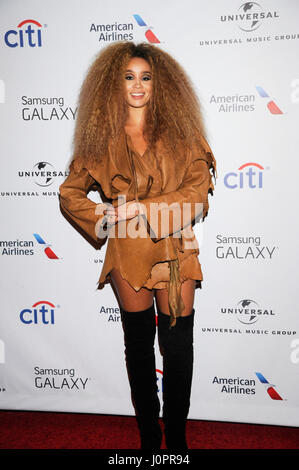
[1,0,299,427]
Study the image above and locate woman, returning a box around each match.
[59,41,217,450]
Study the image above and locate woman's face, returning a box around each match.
[123,57,152,109]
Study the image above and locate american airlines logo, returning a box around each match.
[133,14,160,43]
[33,233,60,259]
[255,372,284,400]
[256,86,284,114]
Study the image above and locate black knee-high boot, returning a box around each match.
[120,303,162,450]
[157,308,195,451]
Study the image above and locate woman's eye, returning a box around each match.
[124,75,151,81]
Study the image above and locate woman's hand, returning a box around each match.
[104,200,140,224]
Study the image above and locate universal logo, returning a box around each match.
[18,162,69,187]
[214,299,297,337]
[202,299,296,336]
[221,299,275,325]
[201,2,294,47]
[221,2,279,32]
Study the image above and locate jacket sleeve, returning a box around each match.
[59,160,111,244]
[139,136,217,242]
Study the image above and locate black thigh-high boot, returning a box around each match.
[120,303,162,450]
[157,308,195,451]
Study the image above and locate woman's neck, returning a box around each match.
[125,106,146,133]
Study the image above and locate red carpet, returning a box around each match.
[0,411,298,449]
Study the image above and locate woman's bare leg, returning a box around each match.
[110,268,154,311]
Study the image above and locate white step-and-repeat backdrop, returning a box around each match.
[1,0,299,427]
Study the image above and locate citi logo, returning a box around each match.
[20,300,58,325]
[224,162,266,189]
[255,372,284,400]
[256,86,284,114]
[4,19,44,48]
[33,233,59,259]
[133,14,160,43]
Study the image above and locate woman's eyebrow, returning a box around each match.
[125,69,151,73]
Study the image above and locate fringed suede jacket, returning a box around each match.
[59,133,217,327]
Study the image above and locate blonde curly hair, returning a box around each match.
[71,41,208,170]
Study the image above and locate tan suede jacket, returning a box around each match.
[59,133,217,326]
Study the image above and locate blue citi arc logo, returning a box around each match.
[4,19,44,48]
[224,162,266,189]
[20,300,57,325]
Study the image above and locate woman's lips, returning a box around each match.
[130,93,145,99]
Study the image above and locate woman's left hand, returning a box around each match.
[104,200,140,224]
